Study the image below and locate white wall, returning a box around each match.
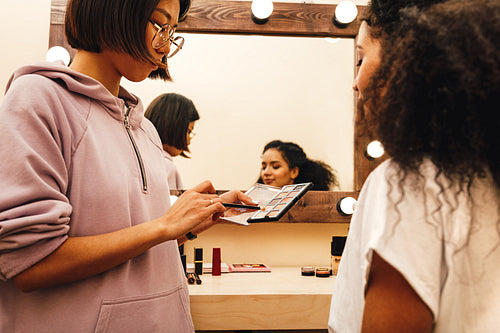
[0,0,51,100]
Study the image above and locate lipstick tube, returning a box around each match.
[194,247,203,276]
[212,248,221,276]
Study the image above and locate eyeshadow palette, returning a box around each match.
[220,182,312,225]
[247,182,313,223]
[228,263,271,273]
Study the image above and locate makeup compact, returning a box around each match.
[221,182,312,225]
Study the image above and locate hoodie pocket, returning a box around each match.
[94,285,194,333]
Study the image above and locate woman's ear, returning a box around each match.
[290,167,299,180]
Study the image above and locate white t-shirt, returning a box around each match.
[329,159,500,332]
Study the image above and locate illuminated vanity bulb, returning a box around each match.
[251,0,273,24]
[337,196,357,216]
[324,37,341,44]
[333,1,358,27]
[365,140,385,160]
[46,46,71,66]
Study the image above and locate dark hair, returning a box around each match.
[145,93,200,158]
[257,140,339,191]
[65,0,191,81]
[362,0,445,40]
[364,0,500,191]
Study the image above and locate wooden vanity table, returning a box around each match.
[180,190,356,331]
[189,267,335,331]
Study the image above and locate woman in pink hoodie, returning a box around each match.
[0,0,252,331]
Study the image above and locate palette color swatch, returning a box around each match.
[247,182,313,222]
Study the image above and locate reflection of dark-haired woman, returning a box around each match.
[145,93,200,189]
[257,140,339,190]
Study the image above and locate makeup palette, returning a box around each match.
[220,182,312,225]
[247,182,313,222]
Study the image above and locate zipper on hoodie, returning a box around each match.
[123,105,148,191]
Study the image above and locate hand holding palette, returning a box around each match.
[221,182,312,225]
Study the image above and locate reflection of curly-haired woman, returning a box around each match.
[257,140,339,190]
[330,0,500,332]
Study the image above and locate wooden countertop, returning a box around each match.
[188,266,334,331]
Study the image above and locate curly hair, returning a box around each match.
[257,140,339,190]
[363,0,500,190]
[362,0,445,40]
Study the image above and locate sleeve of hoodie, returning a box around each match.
[0,74,77,281]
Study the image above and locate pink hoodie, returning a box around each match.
[0,62,194,332]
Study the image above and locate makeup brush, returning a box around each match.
[222,203,264,210]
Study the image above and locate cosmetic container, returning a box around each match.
[212,248,221,276]
[331,236,347,276]
[194,247,203,276]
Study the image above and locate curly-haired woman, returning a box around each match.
[257,140,339,190]
[329,0,500,332]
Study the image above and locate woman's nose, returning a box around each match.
[156,41,171,57]
[352,76,359,92]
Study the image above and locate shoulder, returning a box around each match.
[6,73,60,104]
[5,72,91,117]
[358,159,394,197]
[2,72,93,151]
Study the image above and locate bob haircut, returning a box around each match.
[145,93,200,158]
[65,0,191,80]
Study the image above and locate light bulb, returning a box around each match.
[337,196,357,216]
[365,140,385,160]
[333,1,358,27]
[251,0,273,24]
[46,46,71,66]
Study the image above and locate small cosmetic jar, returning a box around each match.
[315,267,331,278]
[301,266,315,276]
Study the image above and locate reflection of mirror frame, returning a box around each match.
[49,0,383,221]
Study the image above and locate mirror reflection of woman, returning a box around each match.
[145,93,199,189]
[257,140,339,190]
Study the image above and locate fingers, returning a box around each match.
[205,198,225,221]
[220,190,255,205]
[190,180,216,194]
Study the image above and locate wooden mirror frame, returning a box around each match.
[49,0,385,222]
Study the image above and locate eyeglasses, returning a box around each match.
[188,129,196,139]
[148,20,185,58]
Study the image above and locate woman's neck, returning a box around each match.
[70,50,121,96]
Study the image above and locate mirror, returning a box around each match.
[49,0,375,197]
[123,33,354,190]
